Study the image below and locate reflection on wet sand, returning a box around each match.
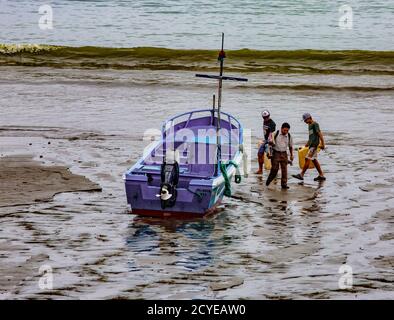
[127,217,216,271]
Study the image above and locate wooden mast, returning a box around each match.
[195,33,248,175]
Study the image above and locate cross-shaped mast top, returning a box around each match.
[195,33,248,112]
[195,33,248,176]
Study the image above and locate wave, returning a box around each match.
[1,44,394,75]
[235,84,394,92]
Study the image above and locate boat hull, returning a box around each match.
[124,172,229,218]
[124,109,244,218]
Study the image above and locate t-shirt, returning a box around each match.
[308,122,321,147]
[263,119,276,141]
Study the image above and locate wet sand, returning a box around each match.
[0,155,101,209]
[0,67,393,299]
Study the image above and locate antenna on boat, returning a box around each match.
[196,33,248,175]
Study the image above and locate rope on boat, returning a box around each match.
[220,160,242,197]
[186,187,204,202]
[240,144,248,178]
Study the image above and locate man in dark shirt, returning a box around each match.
[292,113,326,181]
[256,110,276,174]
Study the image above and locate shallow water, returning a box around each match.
[0,66,393,299]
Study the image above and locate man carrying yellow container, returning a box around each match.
[255,110,276,175]
[292,113,326,182]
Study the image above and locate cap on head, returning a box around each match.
[262,110,270,118]
[302,113,312,121]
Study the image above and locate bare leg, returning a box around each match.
[301,158,311,177]
[255,153,264,174]
[312,159,324,177]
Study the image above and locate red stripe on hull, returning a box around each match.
[130,200,222,219]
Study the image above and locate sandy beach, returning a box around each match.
[0,64,393,299]
[0,155,101,209]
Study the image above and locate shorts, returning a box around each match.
[306,146,318,160]
[258,142,269,156]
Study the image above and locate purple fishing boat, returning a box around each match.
[124,34,248,218]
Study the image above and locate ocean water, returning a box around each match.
[0,0,393,50]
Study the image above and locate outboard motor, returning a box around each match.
[156,150,180,209]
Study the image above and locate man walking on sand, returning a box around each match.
[255,110,276,174]
[292,113,326,181]
[266,122,294,189]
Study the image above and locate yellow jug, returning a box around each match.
[298,145,322,169]
[258,139,272,170]
[264,153,272,170]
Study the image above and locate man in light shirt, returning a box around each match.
[266,122,294,189]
